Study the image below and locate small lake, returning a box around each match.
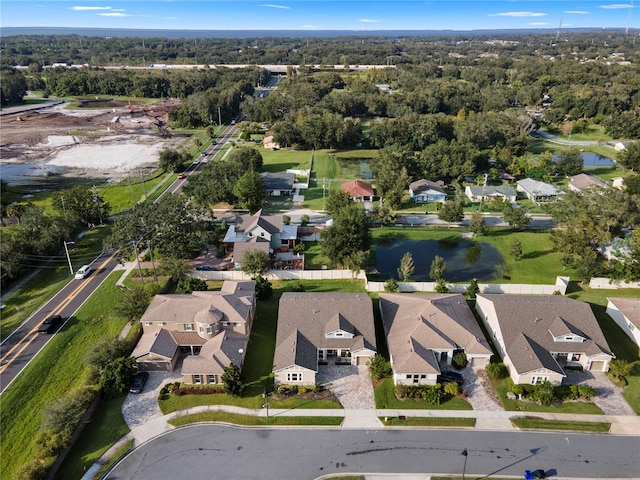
[375,239,506,282]
[336,157,373,179]
[552,152,616,167]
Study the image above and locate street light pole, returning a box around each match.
[132,239,145,284]
[63,241,75,275]
[461,449,468,480]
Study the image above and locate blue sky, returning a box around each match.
[1,1,637,30]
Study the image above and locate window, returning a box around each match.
[158,321,166,326]
[564,336,574,341]
[530,375,548,385]
[420,374,426,379]
[199,326,204,333]
[144,322,152,326]
[335,332,343,337]
[184,323,193,331]
[206,325,213,334]
[287,372,303,382]
[194,374,202,384]
[406,374,413,379]
[207,375,216,384]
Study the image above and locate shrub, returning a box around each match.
[530,380,555,406]
[434,278,449,293]
[222,363,244,396]
[15,458,54,480]
[452,351,468,369]
[298,386,308,394]
[511,384,524,397]
[384,278,399,292]
[394,385,443,405]
[301,214,310,226]
[444,381,459,397]
[291,280,305,292]
[578,385,596,400]
[254,275,273,300]
[283,215,290,225]
[486,362,509,380]
[367,354,392,379]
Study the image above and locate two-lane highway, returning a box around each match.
[0,252,119,393]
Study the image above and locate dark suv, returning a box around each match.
[38,315,62,334]
[437,371,464,386]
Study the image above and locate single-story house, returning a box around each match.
[409,179,447,203]
[516,178,563,203]
[379,293,492,386]
[273,293,377,386]
[475,294,614,386]
[606,297,640,347]
[568,173,610,193]
[465,185,517,203]
[261,172,296,196]
[341,179,374,202]
[132,280,256,385]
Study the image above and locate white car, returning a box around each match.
[75,265,91,279]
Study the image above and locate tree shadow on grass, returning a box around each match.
[375,231,407,246]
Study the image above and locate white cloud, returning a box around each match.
[165,16,179,20]
[528,22,551,26]
[599,3,634,8]
[262,4,291,9]
[490,11,547,17]
[98,12,131,17]
[302,25,319,28]
[70,6,112,11]
[564,10,590,14]
[359,18,381,23]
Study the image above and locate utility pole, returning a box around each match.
[63,241,75,275]
[140,169,147,200]
[461,449,468,480]
[60,195,67,217]
[132,239,145,284]
[218,106,222,127]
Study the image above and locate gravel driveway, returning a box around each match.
[463,367,503,411]
[564,369,635,415]
[317,364,375,409]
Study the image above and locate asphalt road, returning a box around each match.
[0,252,119,392]
[107,425,639,480]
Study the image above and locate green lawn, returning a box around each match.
[0,271,129,480]
[374,378,473,410]
[511,417,611,432]
[55,398,130,479]
[99,170,175,214]
[381,416,476,427]
[169,412,343,427]
[369,227,577,284]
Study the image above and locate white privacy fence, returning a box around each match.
[589,277,640,289]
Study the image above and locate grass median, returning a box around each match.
[0,271,129,480]
[511,417,611,432]
[169,412,343,427]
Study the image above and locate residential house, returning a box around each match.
[475,294,614,386]
[606,297,640,347]
[261,172,296,196]
[568,173,610,193]
[516,178,563,203]
[341,179,374,202]
[223,209,302,270]
[132,280,256,385]
[273,293,377,386]
[464,185,517,203]
[409,179,447,203]
[379,293,492,386]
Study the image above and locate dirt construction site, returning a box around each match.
[0,98,185,185]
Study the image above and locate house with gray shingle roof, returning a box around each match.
[516,178,563,203]
[409,179,447,203]
[606,297,640,347]
[273,293,376,386]
[132,280,256,385]
[379,293,492,386]
[475,294,614,386]
[260,172,296,196]
[464,185,517,203]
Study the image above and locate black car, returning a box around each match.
[437,371,464,386]
[37,315,62,334]
[129,371,149,394]
[195,265,214,271]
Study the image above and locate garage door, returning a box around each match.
[590,361,606,371]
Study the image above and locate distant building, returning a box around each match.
[260,172,295,196]
[568,173,610,193]
[465,185,517,203]
[516,178,563,203]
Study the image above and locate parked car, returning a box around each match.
[129,371,149,394]
[75,265,91,279]
[38,315,62,334]
[195,265,214,271]
[437,371,464,386]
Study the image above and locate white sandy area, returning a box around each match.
[46,141,165,172]
[46,135,77,146]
